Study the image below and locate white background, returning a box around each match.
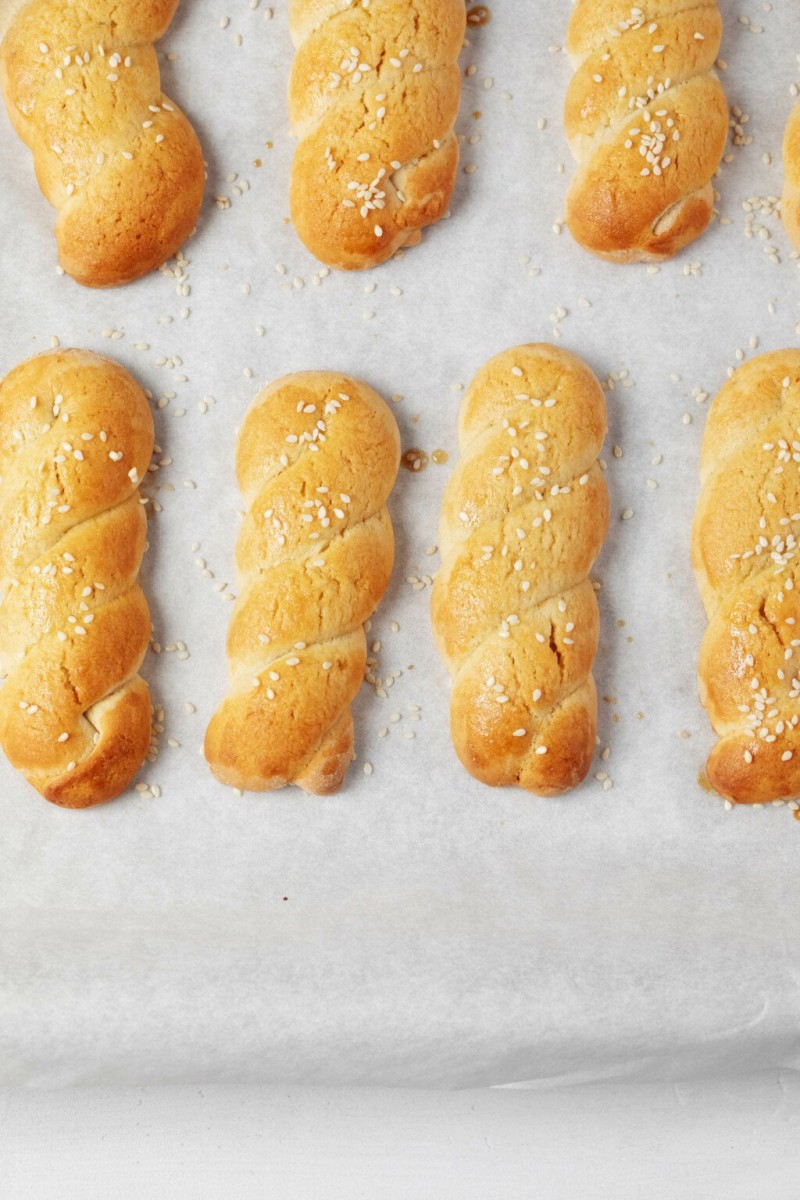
[2,1072,799,1197]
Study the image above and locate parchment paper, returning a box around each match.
[1,0,799,1089]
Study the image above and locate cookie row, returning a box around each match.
[2,344,798,812]
[2,0,799,283]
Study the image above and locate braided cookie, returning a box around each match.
[564,1,729,263]
[782,103,800,250]
[288,0,465,270]
[0,350,154,808]
[693,352,800,806]
[205,372,400,794]
[430,346,609,796]
[0,0,205,287]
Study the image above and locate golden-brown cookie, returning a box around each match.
[288,0,465,270]
[431,345,609,796]
[0,0,205,286]
[564,0,729,262]
[0,350,154,807]
[205,372,400,794]
[782,103,800,250]
[693,351,800,804]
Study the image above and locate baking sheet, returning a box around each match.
[1,0,800,1089]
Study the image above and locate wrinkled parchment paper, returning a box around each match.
[1,0,799,1088]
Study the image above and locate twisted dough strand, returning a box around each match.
[431,346,609,796]
[564,0,729,262]
[205,372,400,794]
[288,0,465,270]
[782,103,800,250]
[693,351,800,805]
[0,0,204,286]
[0,350,154,808]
